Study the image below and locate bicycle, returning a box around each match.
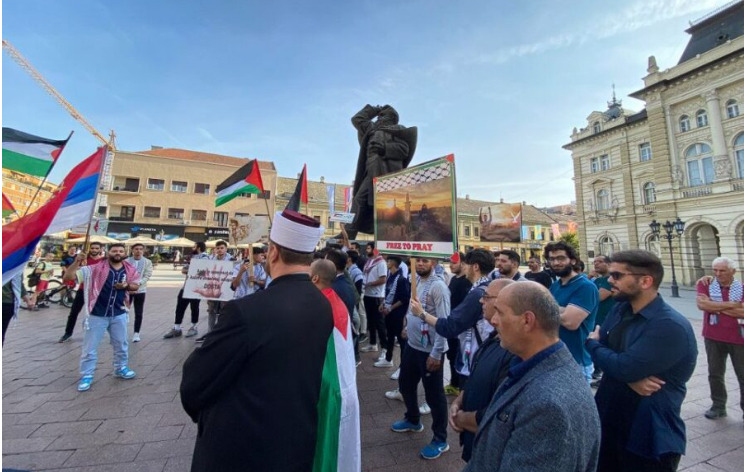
[23,278,77,309]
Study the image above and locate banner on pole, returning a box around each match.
[228,215,269,246]
[478,202,522,243]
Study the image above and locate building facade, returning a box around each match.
[100,147,276,242]
[564,1,744,283]
[2,168,58,222]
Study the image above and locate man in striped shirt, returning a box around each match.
[231,246,268,300]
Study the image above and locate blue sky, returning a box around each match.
[2,0,731,207]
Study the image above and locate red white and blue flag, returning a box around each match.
[2,147,104,284]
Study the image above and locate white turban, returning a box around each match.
[269,210,323,253]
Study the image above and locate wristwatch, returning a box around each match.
[419,312,427,321]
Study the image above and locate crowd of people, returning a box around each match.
[0,210,744,472]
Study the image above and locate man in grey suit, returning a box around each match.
[465,281,600,472]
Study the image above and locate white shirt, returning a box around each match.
[363,256,387,298]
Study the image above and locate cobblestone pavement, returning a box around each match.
[1,267,743,471]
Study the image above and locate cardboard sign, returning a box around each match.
[183,258,235,301]
[228,215,269,246]
[479,202,522,243]
[374,154,458,258]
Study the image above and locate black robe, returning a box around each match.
[180,273,334,472]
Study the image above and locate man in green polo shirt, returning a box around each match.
[590,255,615,387]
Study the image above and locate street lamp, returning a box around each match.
[650,218,685,297]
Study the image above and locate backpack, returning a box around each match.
[27,272,41,287]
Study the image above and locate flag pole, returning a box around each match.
[22,130,74,218]
[82,145,109,255]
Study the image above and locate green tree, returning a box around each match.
[557,231,580,254]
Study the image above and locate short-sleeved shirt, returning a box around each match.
[698,282,744,345]
[551,274,599,367]
[363,257,387,298]
[593,276,615,326]
[35,262,53,281]
[78,265,128,317]
[525,270,553,289]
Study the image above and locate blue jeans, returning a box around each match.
[80,313,128,376]
[582,363,594,382]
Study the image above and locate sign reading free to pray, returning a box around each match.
[182,259,235,301]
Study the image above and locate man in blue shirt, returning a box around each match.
[586,250,697,472]
[545,241,599,381]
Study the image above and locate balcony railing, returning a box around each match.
[732,180,744,191]
[110,216,135,222]
[110,185,140,193]
[682,185,712,198]
[641,204,657,214]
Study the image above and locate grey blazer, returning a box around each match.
[465,345,600,472]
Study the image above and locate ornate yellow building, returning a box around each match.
[2,168,58,222]
[564,1,744,283]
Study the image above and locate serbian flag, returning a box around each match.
[314,288,360,472]
[343,187,352,213]
[2,147,104,284]
[215,159,265,207]
[2,194,16,218]
[2,128,71,177]
[286,164,309,212]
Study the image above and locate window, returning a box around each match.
[643,182,656,204]
[590,158,599,173]
[685,143,714,186]
[639,143,652,161]
[593,122,601,133]
[143,206,161,218]
[120,206,135,219]
[147,179,164,191]
[194,183,210,195]
[97,206,107,217]
[679,115,690,132]
[191,209,207,221]
[596,189,610,210]
[214,211,228,227]
[168,208,184,220]
[726,99,740,119]
[598,236,616,257]
[599,154,610,171]
[171,181,188,192]
[696,109,708,127]
[473,226,479,237]
[235,212,249,218]
[464,226,470,237]
[734,133,744,178]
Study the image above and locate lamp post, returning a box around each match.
[650,218,685,297]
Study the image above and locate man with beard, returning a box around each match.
[63,244,141,392]
[544,241,599,382]
[361,242,388,356]
[525,255,552,288]
[58,242,105,343]
[345,104,417,237]
[586,250,697,472]
[494,250,527,281]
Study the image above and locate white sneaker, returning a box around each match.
[374,359,394,368]
[390,368,400,380]
[132,333,141,343]
[419,402,431,415]
[385,389,403,401]
[377,349,387,361]
[360,344,379,353]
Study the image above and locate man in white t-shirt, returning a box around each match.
[361,242,388,355]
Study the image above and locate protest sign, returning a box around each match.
[330,211,355,224]
[183,258,235,301]
[479,202,522,243]
[374,154,457,258]
[228,215,269,246]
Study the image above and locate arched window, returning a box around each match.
[696,109,708,127]
[679,115,690,132]
[726,99,740,118]
[596,189,610,210]
[598,236,616,257]
[734,133,744,178]
[643,182,656,204]
[685,143,714,186]
[593,122,601,133]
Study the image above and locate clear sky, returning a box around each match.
[2,0,732,207]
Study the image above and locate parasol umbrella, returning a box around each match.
[123,235,159,246]
[159,237,196,248]
[67,235,119,244]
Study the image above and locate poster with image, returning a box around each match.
[228,215,269,246]
[374,154,457,258]
[182,258,235,301]
[479,202,522,243]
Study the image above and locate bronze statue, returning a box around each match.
[345,104,417,237]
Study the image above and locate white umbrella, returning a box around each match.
[67,235,119,244]
[159,237,196,248]
[123,236,159,246]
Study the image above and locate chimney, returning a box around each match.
[320,176,325,183]
[465,194,470,200]
[500,198,504,203]
[522,201,526,206]
[151,145,163,150]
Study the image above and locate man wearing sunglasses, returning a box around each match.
[585,249,697,472]
[544,241,599,381]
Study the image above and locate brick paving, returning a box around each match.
[1,266,743,471]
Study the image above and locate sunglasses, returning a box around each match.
[609,271,648,281]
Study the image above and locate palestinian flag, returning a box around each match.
[314,288,360,472]
[2,128,70,177]
[285,164,309,212]
[215,159,265,207]
[2,194,16,218]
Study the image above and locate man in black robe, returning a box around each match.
[345,104,417,237]
[180,209,333,472]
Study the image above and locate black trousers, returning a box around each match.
[2,302,14,344]
[446,337,467,388]
[174,289,200,325]
[384,310,406,362]
[364,296,387,348]
[398,344,448,443]
[598,441,680,472]
[131,293,146,333]
[63,289,85,336]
